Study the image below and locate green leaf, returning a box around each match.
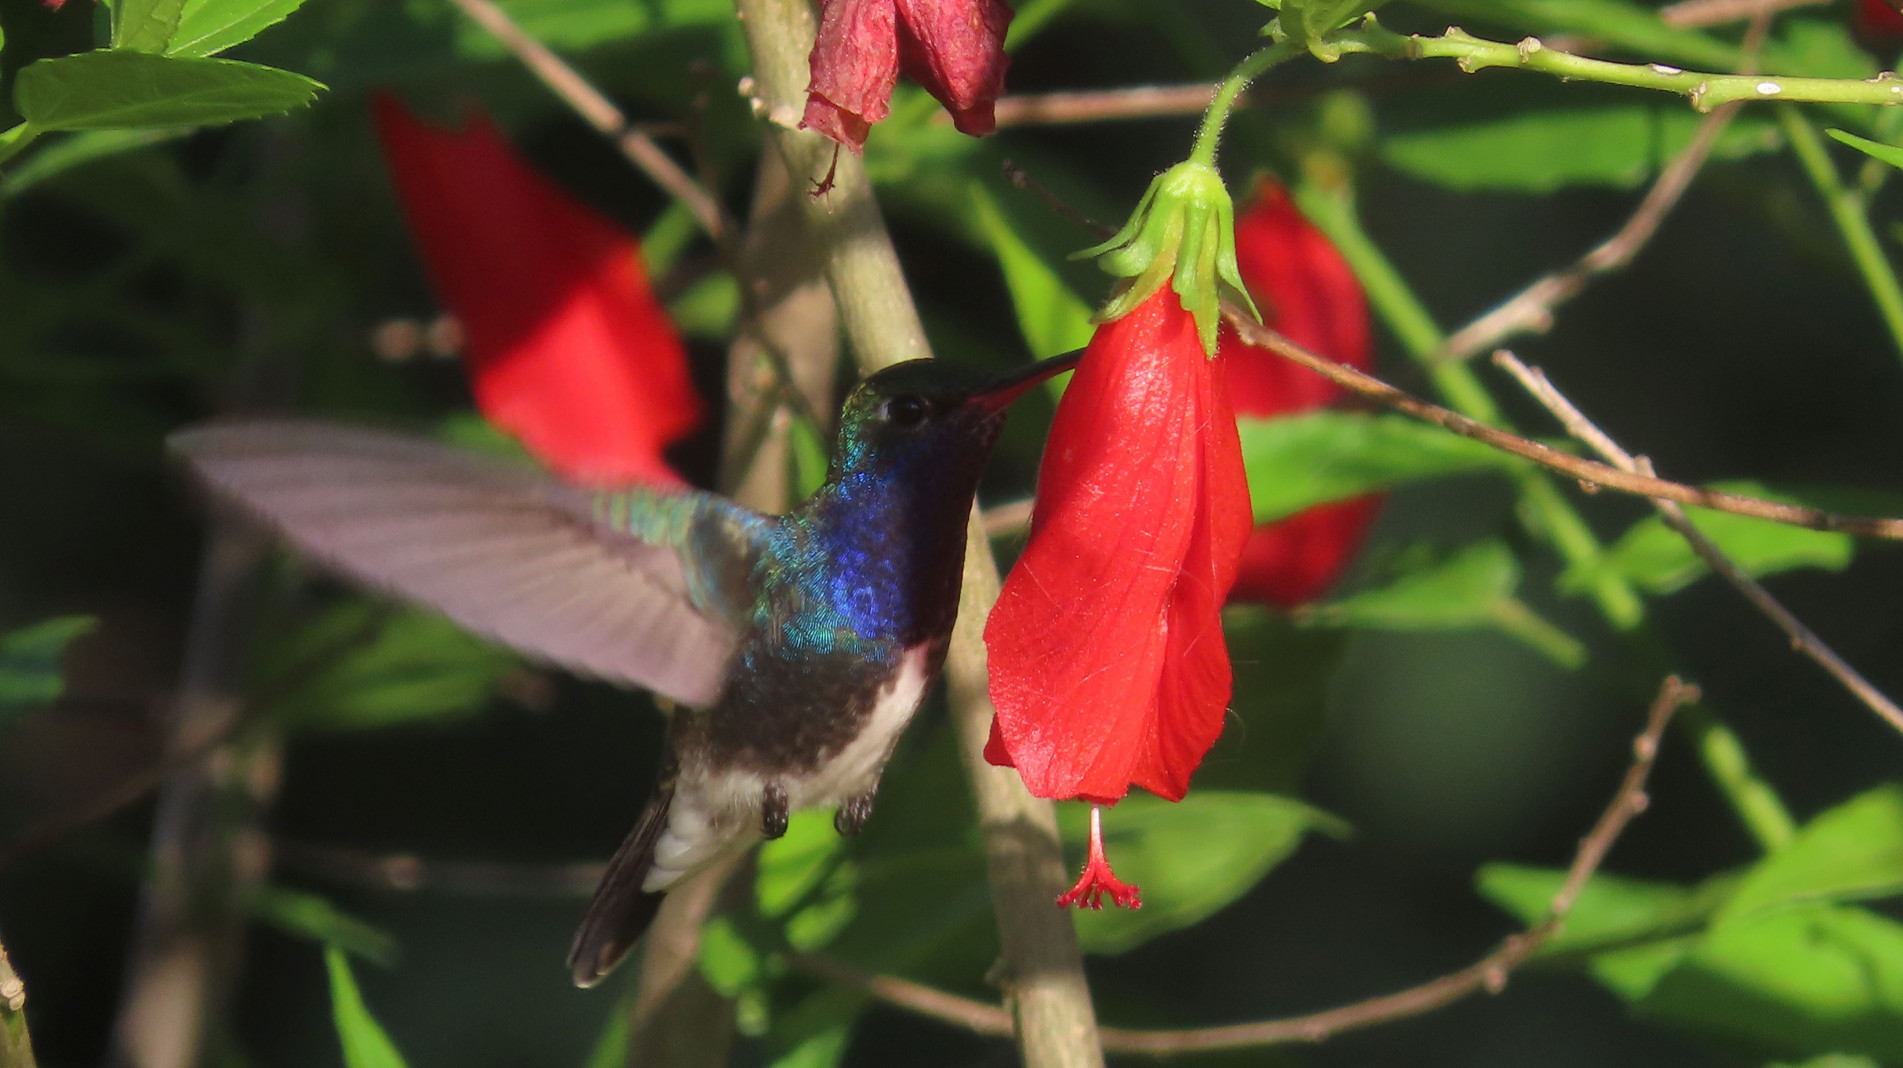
[1773,1056,1882,1068]
[1829,129,1903,172]
[255,602,516,734]
[1237,411,1519,523]
[115,0,189,53]
[167,0,309,57]
[697,916,767,997]
[757,810,859,952]
[253,886,398,967]
[768,1024,850,1068]
[1382,107,1781,193]
[0,616,97,716]
[1640,903,1903,1060]
[1477,864,1717,999]
[1,127,192,198]
[971,183,1095,362]
[1308,542,1585,667]
[325,946,411,1068]
[667,270,739,341]
[1567,481,1854,596]
[1057,792,1348,955]
[1719,785,1903,923]
[15,51,322,132]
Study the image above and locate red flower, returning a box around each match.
[802,0,1012,152]
[1858,0,1903,42]
[372,96,701,487]
[984,288,1252,807]
[1219,182,1379,607]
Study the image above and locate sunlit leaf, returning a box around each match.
[667,270,740,341]
[1566,481,1854,596]
[1057,791,1348,955]
[115,0,188,53]
[697,916,767,997]
[1478,864,1720,999]
[167,0,309,57]
[325,946,411,1068]
[1307,541,1585,667]
[15,51,323,132]
[0,616,97,718]
[1641,904,1903,1061]
[768,1023,850,1068]
[1719,785,1903,923]
[1238,411,1518,523]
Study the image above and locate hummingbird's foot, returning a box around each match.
[761,783,790,839]
[834,789,877,836]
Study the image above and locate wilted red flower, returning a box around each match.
[802,0,1012,152]
[1220,182,1379,607]
[984,288,1252,807]
[1857,0,1903,41]
[372,95,700,487]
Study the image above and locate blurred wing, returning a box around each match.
[170,421,766,708]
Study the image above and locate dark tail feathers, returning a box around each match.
[567,787,672,987]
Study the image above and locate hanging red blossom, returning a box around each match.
[802,0,1012,152]
[984,287,1252,807]
[372,95,701,487]
[1220,181,1380,607]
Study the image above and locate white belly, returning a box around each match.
[644,645,933,891]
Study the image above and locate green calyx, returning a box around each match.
[1075,160,1260,356]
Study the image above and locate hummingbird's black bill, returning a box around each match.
[973,348,1084,410]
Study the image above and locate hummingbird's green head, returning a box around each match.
[829,351,1082,481]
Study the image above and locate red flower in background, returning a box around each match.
[984,289,1252,808]
[1858,0,1903,43]
[803,0,1012,152]
[1220,182,1379,607]
[372,95,701,487]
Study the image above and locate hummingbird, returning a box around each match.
[171,350,1080,986]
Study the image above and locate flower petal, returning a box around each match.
[894,0,1012,137]
[985,290,1210,803]
[802,0,901,152]
[1131,354,1250,800]
[372,97,700,487]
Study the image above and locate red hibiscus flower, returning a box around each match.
[802,0,1013,152]
[1858,0,1903,42]
[372,95,701,487]
[1220,181,1379,607]
[984,288,1252,811]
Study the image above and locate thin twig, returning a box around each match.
[993,84,1221,127]
[1437,8,1778,364]
[1659,0,1826,28]
[1220,304,1903,540]
[1494,351,1903,738]
[276,840,604,897]
[440,0,730,242]
[793,678,1694,1055]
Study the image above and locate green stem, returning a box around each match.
[1780,106,1903,362]
[1190,41,1300,167]
[1291,178,1645,629]
[0,125,40,169]
[1335,21,1903,111]
[1679,704,1797,851]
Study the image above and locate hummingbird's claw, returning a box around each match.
[834,789,877,836]
[762,783,790,839]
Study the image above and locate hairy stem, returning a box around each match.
[1189,42,1299,167]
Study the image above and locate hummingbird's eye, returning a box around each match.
[885,395,928,427]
